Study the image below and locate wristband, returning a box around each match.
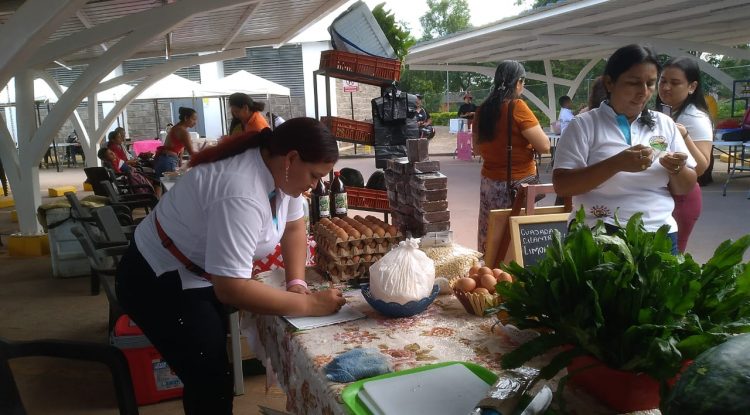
[286,279,308,290]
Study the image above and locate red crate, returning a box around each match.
[321,116,374,145]
[320,50,401,82]
[347,187,389,211]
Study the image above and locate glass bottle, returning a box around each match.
[330,171,348,218]
[311,179,330,224]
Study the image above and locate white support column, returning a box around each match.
[566,59,601,101]
[543,59,557,122]
[87,92,101,167]
[15,71,42,234]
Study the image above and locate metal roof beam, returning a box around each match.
[0,0,87,95]
[76,10,108,52]
[95,49,243,92]
[275,0,350,47]
[220,1,262,51]
[537,34,750,60]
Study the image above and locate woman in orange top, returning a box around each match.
[228,92,269,135]
[472,60,551,253]
[154,106,198,179]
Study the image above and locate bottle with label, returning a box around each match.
[330,171,348,218]
[311,179,330,224]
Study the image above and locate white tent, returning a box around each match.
[202,70,290,97]
[0,78,66,104]
[136,74,229,100]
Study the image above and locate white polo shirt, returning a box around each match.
[554,102,696,232]
[134,148,304,289]
[676,104,713,142]
[559,107,575,134]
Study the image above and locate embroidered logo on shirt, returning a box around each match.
[590,205,612,218]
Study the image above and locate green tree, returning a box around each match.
[419,0,471,41]
[372,3,416,62]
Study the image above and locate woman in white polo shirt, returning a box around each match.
[553,44,697,253]
[116,117,345,414]
[657,56,713,253]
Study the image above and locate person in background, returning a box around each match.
[98,147,156,195]
[115,118,345,414]
[107,130,139,168]
[415,94,435,139]
[558,95,576,134]
[472,60,551,253]
[228,93,268,135]
[266,112,286,129]
[458,92,477,131]
[153,107,197,178]
[553,44,697,255]
[581,76,608,113]
[656,56,713,253]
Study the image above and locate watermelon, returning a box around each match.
[662,334,750,415]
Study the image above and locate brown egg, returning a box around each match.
[454,277,477,292]
[335,229,347,240]
[492,268,503,278]
[479,266,493,276]
[497,272,513,283]
[473,287,490,295]
[469,273,481,283]
[469,265,481,276]
[480,274,497,293]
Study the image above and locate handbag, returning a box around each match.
[505,100,544,203]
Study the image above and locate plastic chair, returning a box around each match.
[0,336,139,415]
[100,181,157,214]
[71,225,127,296]
[91,206,133,244]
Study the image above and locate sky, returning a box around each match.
[291,0,529,43]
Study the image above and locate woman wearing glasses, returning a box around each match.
[472,60,550,253]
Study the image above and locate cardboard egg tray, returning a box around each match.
[316,249,384,282]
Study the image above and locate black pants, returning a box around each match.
[115,241,233,415]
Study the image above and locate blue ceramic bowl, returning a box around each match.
[361,283,440,318]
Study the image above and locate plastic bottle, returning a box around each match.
[330,171,348,218]
[311,179,330,224]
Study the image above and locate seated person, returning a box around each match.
[415,94,435,139]
[98,148,155,194]
[558,95,576,134]
[107,130,139,167]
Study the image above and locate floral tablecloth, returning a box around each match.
[246,270,660,415]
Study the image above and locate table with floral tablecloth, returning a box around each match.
[246,270,661,415]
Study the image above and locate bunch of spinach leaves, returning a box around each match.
[497,208,750,383]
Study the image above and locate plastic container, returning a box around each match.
[347,187,389,211]
[112,315,183,405]
[45,207,90,278]
[320,50,402,82]
[321,116,374,145]
[328,1,396,59]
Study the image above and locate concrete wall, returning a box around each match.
[334,81,380,121]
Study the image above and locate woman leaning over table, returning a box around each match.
[656,56,713,253]
[228,92,269,135]
[115,117,346,414]
[553,44,697,254]
[472,60,550,254]
[153,106,198,178]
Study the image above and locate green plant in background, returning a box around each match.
[429,112,458,126]
[497,208,750,385]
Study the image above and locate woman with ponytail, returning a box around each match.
[553,44,697,254]
[154,106,198,178]
[227,92,269,135]
[472,60,550,253]
[116,117,345,414]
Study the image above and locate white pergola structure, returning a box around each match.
[0,0,348,234]
[406,0,750,122]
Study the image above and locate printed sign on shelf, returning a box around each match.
[343,80,359,93]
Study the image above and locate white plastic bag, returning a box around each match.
[369,238,435,304]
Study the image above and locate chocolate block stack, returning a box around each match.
[385,138,450,237]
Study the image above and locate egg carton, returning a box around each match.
[316,237,395,260]
[316,251,383,282]
[313,221,402,250]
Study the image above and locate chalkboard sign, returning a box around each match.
[509,214,569,268]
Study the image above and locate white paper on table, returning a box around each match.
[283,304,366,330]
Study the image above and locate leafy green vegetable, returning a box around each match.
[497,208,750,383]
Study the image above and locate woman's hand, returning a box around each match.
[305,289,346,316]
[287,284,310,295]
[616,144,654,172]
[660,152,689,174]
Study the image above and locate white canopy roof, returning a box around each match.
[135,74,230,100]
[202,70,290,97]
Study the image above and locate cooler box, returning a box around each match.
[112,315,183,405]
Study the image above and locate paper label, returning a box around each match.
[334,192,347,214]
[152,358,183,391]
[318,196,330,218]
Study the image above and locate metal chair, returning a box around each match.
[100,181,158,214]
[0,336,138,415]
[71,225,127,296]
